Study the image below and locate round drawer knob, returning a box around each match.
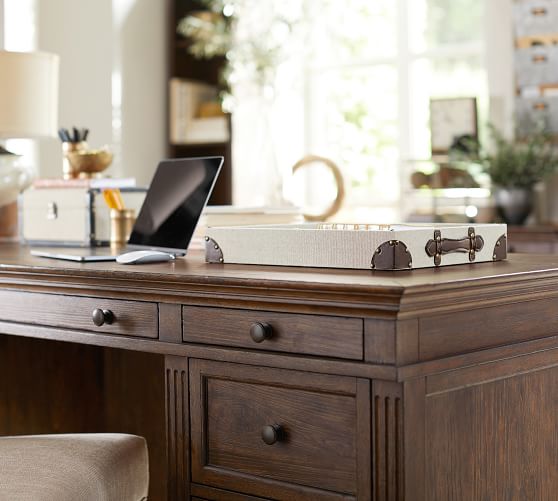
[250,322,273,343]
[92,308,114,326]
[261,424,285,445]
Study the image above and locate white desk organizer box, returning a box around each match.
[205,223,508,270]
[22,188,146,247]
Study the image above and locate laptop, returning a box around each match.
[30,156,223,262]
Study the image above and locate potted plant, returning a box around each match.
[467,125,558,225]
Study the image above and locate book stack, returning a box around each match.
[169,78,229,145]
[32,177,137,190]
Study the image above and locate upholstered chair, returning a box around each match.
[0,433,149,500]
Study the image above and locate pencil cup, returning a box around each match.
[110,209,135,246]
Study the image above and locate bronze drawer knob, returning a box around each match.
[92,308,115,326]
[250,322,273,343]
[261,424,285,445]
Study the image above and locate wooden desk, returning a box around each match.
[508,225,558,253]
[1,246,558,500]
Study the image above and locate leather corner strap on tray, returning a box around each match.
[205,236,224,263]
[371,240,413,270]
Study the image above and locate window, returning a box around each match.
[302,0,487,218]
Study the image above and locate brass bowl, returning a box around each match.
[66,149,113,178]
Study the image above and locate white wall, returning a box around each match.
[33,0,166,185]
[0,1,4,49]
[114,0,168,186]
[36,0,113,179]
[484,0,515,139]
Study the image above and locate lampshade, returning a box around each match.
[0,50,59,139]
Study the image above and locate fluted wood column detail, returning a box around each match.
[373,381,404,501]
[166,356,189,501]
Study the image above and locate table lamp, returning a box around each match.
[0,50,59,238]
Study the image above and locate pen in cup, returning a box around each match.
[103,189,134,246]
[103,188,124,211]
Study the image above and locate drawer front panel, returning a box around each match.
[420,297,558,360]
[0,290,157,338]
[183,306,363,360]
[516,96,558,135]
[515,46,558,87]
[514,1,558,38]
[190,360,370,500]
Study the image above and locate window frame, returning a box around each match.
[303,0,487,213]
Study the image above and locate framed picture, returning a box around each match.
[430,97,478,155]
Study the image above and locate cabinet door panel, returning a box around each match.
[425,364,558,500]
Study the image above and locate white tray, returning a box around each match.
[205,223,507,270]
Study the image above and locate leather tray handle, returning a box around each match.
[425,227,484,266]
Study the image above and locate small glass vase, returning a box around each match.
[233,96,287,206]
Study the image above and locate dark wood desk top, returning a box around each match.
[0,245,557,316]
[508,225,558,242]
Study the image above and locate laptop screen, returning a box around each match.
[128,156,223,251]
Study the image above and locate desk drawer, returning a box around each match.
[515,45,558,87]
[182,306,363,360]
[0,290,157,338]
[514,1,558,38]
[190,360,370,500]
[516,96,558,136]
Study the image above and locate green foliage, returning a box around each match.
[176,8,231,60]
[427,0,483,46]
[469,125,558,189]
[177,1,297,93]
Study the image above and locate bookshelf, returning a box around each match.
[168,0,232,205]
